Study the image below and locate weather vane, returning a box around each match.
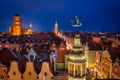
[71,16,82,27]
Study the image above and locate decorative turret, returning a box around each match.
[68,16,87,80]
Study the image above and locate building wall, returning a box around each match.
[94,51,120,79]
[8,61,22,80]
[65,54,69,70]
[94,51,101,77]
[0,63,7,80]
[38,62,53,80]
[0,42,3,50]
[112,58,120,79]
[101,51,112,79]
[23,62,37,80]
[57,50,66,63]
[9,15,32,36]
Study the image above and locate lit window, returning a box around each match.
[95,63,96,65]
[97,59,98,63]
[91,69,93,72]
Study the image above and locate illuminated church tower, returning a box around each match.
[9,14,22,36]
[68,16,87,80]
[9,14,33,36]
[54,21,58,36]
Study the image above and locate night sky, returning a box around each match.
[0,0,120,32]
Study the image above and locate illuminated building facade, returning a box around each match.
[94,51,101,76]
[57,42,66,70]
[68,34,87,80]
[99,51,112,78]
[112,58,120,79]
[9,14,32,36]
[57,42,66,62]
[94,50,120,79]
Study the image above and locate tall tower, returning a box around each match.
[54,21,58,36]
[13,14,22,36]
[29,22,33,34]
[68,16,87,80]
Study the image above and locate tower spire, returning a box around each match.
[30,22,32,28]
[54,21,58,36]
[55,21,58,27]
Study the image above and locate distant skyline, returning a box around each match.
[0,0,120,32]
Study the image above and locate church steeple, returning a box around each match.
[30,22,32,29]
[54,21,58,36]
[55,21,58,27]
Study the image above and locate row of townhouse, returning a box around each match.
[94,50,120,79]
[0,61,53,80]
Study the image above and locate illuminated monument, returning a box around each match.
[9,14,32,36]
[68,16,87,80]
[54,21,58,36]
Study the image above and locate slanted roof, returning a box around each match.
[0,50,17,66]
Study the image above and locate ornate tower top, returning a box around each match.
[71,16,82,27]
[72,16,83,51]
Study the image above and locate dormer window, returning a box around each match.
[13,71,16,75]
[29,72,31,75]
[44,72,47,76]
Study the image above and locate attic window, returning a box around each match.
[7,75,9,78]
[29,72,31,75]
[44,72,47,76]
[21,76,23,78]
[97,59,98,63]
[13,71,16,75]
[37,76,39,79]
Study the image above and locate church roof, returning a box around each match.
[0,49,17,66]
